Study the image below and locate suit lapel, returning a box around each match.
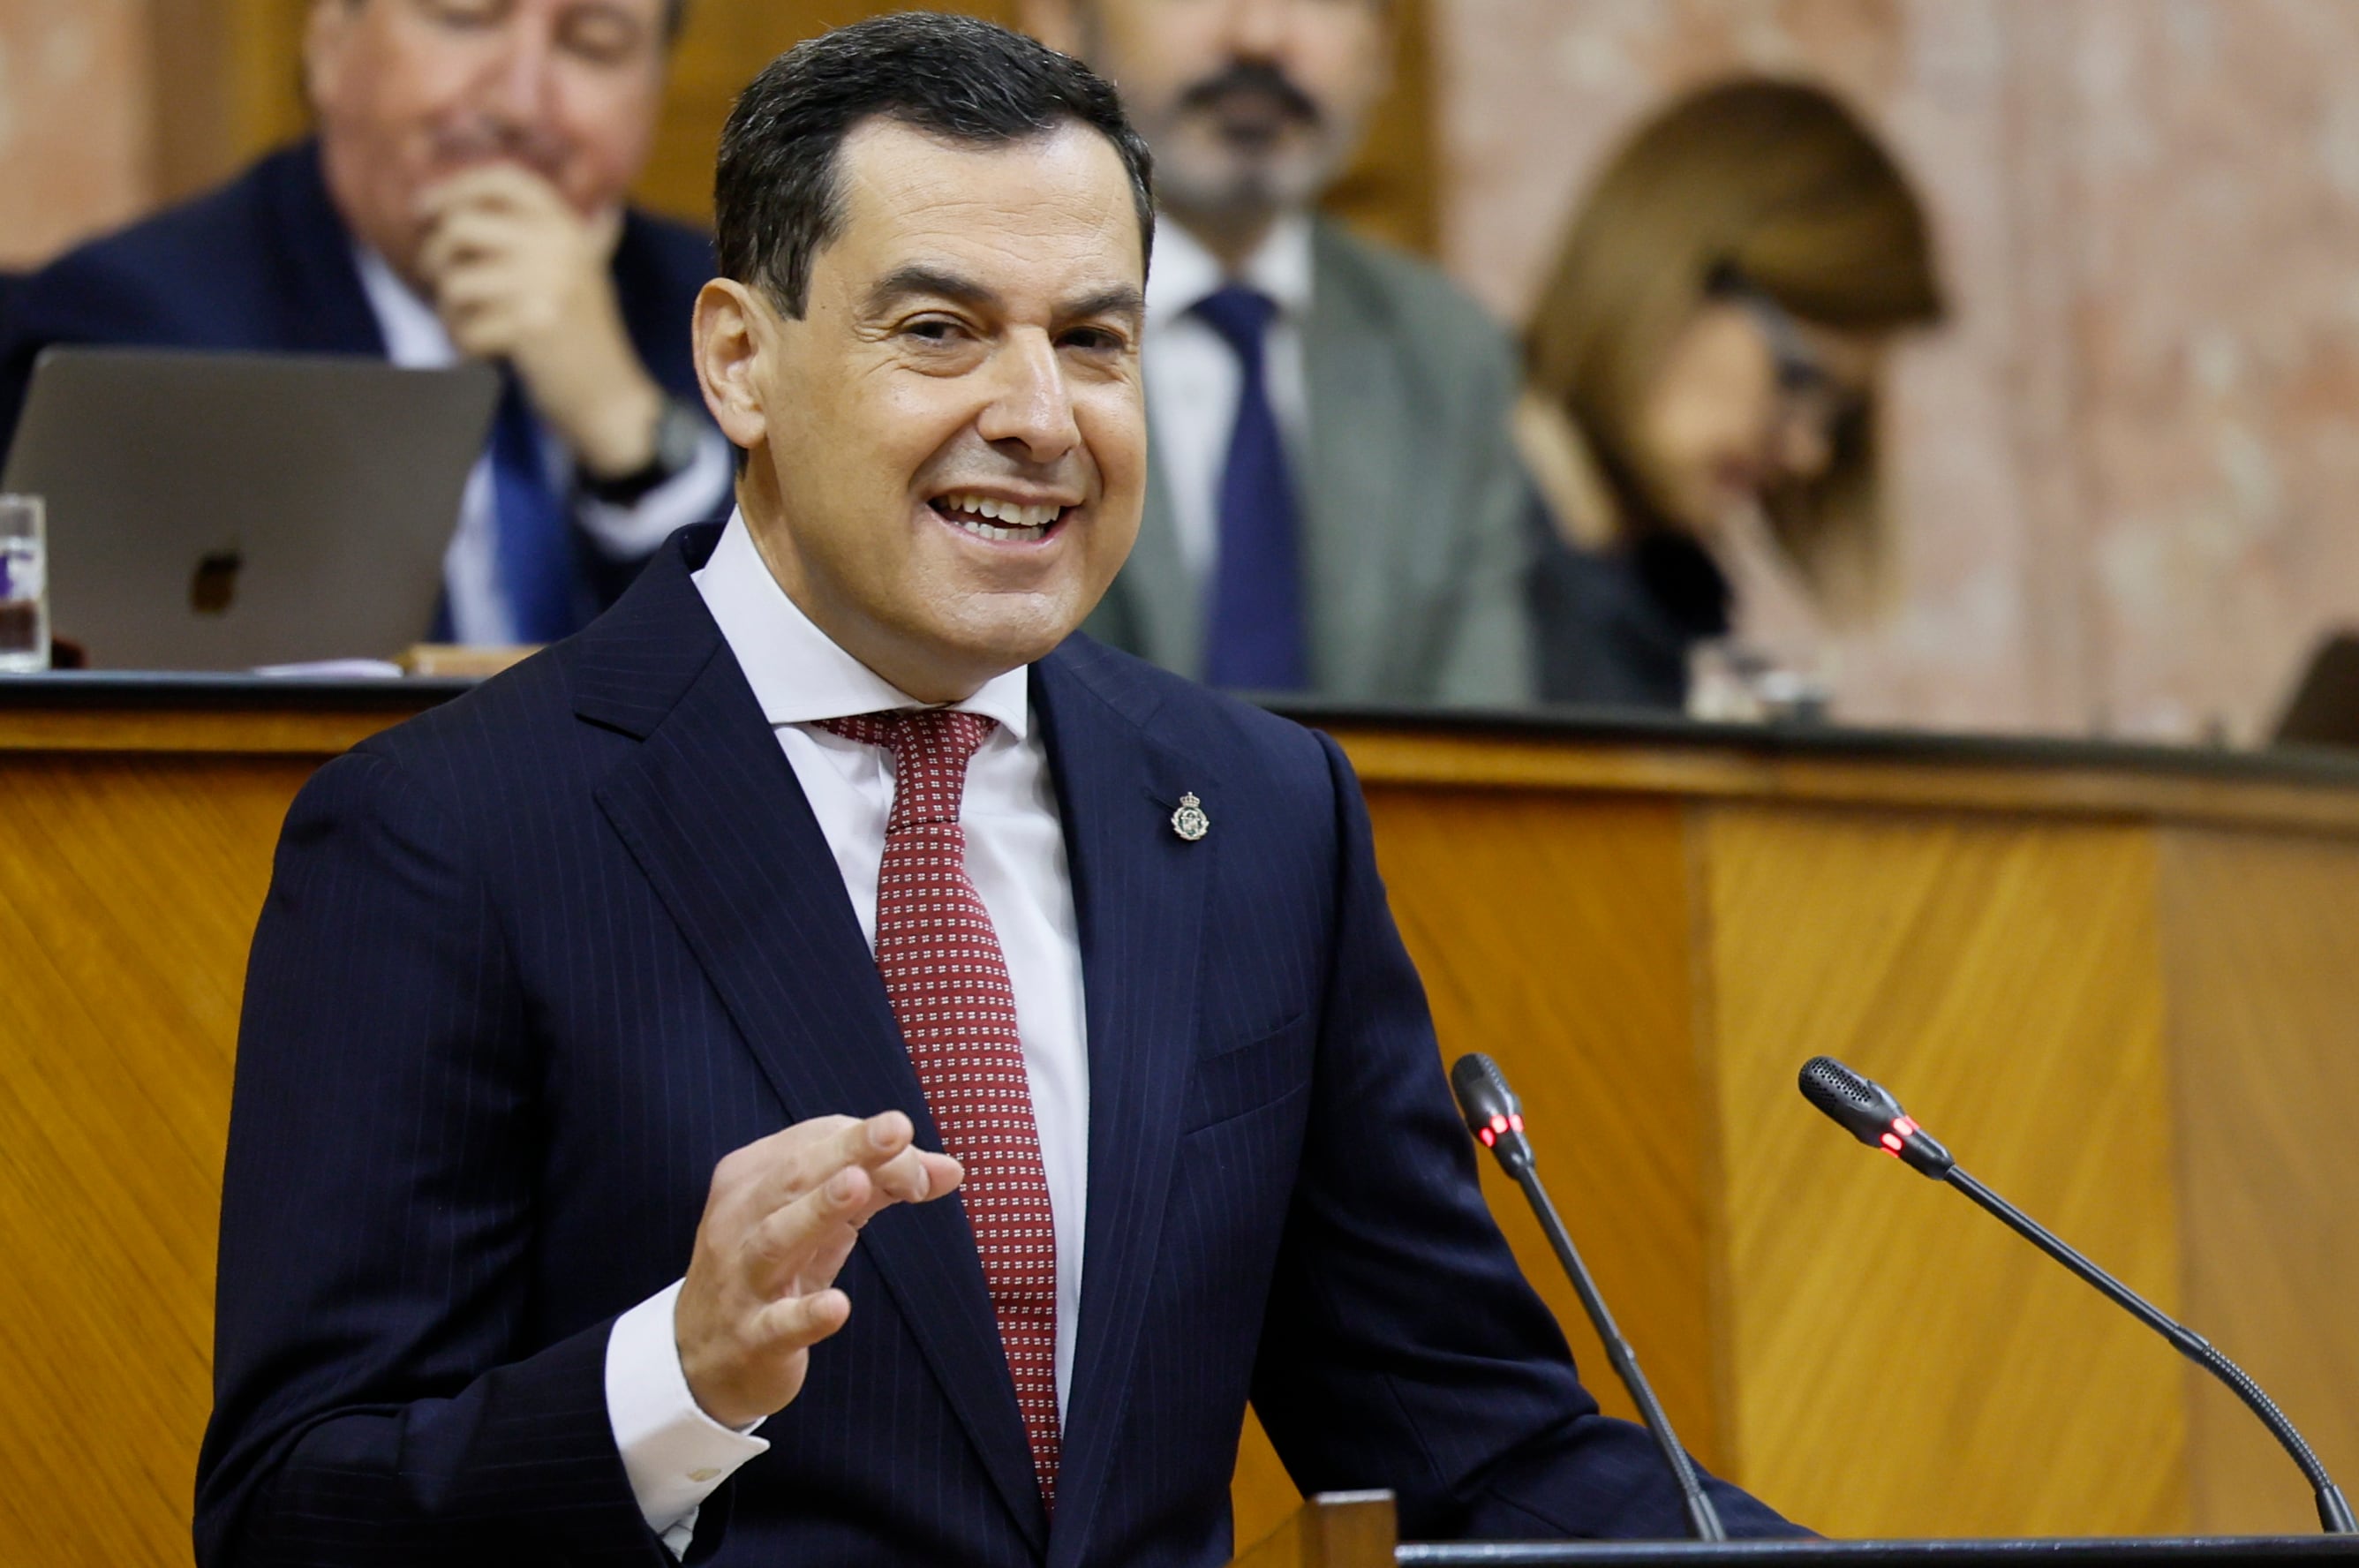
[577,547,1049,1549]
[1302,222,1416,697]
[1029,646,1213,1567]
[265,142,388,357]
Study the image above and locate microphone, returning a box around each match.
[1451,1053,1726,1542]
[1799,1055,2358,1535]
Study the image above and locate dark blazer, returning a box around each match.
[199,523,1795,1566]
[0,142,714,609]
[1528,512,1734,712]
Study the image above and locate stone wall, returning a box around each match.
[1436,0,2359,739]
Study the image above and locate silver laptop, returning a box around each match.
[2,347,498,670]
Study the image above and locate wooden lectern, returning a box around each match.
[1222,1494,2359,1568]
[5,678,2359,1564]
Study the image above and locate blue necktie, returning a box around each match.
[487,373,578,644]
[1195,284,1309,691]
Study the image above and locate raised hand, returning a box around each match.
[414,162,667,479]
[674,1111,963,1429]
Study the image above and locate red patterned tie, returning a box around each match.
[819,708,1061,1511]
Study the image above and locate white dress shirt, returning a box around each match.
[1141,214,1315,591]
[604,511,1092,1556]
[354,246,733,645]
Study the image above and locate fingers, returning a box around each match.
[744,1160,872,1285]
[745,1111,932,1215]
[675,1111,966,1429]
[417,207,556,295]
[750,1286,851,1352]
[417,162,571,226]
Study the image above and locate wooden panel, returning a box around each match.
[0,753,320,1567]
[2158,827,2359,1534]
[0,703,440,756]
[1700,804,2185,1537]
[1320,723,2359,838]
[1232,788,1713,1544]
[1368,788,1715,1456]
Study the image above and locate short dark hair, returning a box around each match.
[713,11,1155,319]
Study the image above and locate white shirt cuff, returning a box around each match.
[606,1278,770,1557]
[575,428,734,559]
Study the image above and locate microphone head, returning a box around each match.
[1451,1052,1518,1124]
[1798,1056,1905,1143]
[1450,1053,1532,1169]
[1798,1056,1953,1177]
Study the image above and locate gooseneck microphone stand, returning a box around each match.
[1799,1054,2357,1536]
[1451,1052,1726,1542]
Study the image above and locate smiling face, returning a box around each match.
[695,117,1149,703]
[305,0,669,280]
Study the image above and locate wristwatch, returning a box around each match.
[580,396,705,507]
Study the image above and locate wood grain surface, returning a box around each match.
[1700,805,2186,1538]
[2157,827,2359,1534]
[1232,791,1717,1547]
[1323,725,2359,838]
[0,753,319,1565]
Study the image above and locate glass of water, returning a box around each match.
[0,494,49,673]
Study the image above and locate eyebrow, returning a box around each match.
[863,266,1147,328]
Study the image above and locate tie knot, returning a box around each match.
[1192,283,1279,358]
[820,708,997,831]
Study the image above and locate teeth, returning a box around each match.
[938,494,1065,534]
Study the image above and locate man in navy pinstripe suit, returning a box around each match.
[199,16,1794,1565]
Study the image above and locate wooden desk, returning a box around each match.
[4,678,2356,1563]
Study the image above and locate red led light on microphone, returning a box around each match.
[1878,1114,1921,1157]
[1474,1111,1523,1150]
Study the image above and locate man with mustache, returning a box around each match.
[0,0,724,645]
[1022,0,1533,705]
[198,13,1793,1564]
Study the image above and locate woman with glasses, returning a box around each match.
[1517,77,1945,712]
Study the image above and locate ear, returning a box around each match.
[1019,0,1087,57]
[692,278,780,456]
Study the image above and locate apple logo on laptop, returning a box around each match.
[191,548,242,615]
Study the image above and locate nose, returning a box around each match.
[976,330,1082,465]
[1221,0,1293,60]
[472,12,560,131]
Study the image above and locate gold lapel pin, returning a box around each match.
[1171,791,1210,842]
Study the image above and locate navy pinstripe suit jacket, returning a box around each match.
[197,524,1793,1565]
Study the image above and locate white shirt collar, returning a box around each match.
[352,245,460,370]
[692,510,1031,740]
[1144,209,1315,330]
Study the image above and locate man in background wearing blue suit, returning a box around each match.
[199,14,1796,1565]
[0,0,726,644]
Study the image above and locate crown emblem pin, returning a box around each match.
[1171,791,1210,842]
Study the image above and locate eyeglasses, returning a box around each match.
[1720,277,1869,441]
